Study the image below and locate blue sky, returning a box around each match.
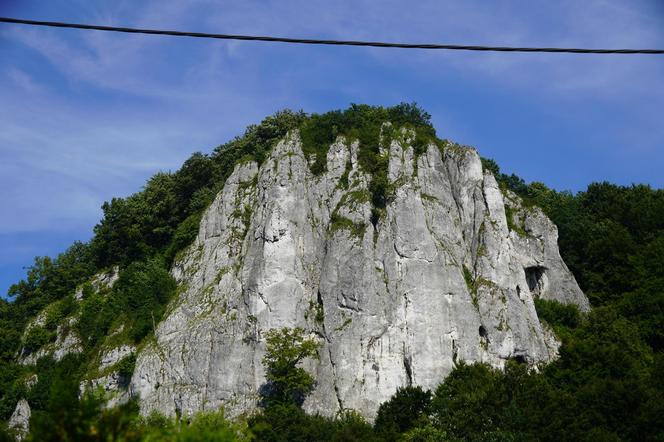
[1,0,663,296]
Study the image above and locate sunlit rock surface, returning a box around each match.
[132,130,588,419]
[8,399,30,441]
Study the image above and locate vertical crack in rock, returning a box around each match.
[316,289,344,412]
[446,166,466,242]
[203,333,214,408]
[327,346,344,412]
[403,355,413,386]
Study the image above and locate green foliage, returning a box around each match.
[480,157,500,176]
[2,243,94,358]
[260,328,320,408]
[549,308,653,388]
[329,213,366,238]
[299,103,432,174]
[431,362,506,439]
[28,380,123,442]
[534,299,581,330]
[114,260,177,343]
[26,354,85,422]
[77,291,106,350]
[28,384,249,441]
[116,354,136,379]
[503,205,528,236]
[374,386,432,439]
[462,266,481,309]
[400,425,452,442]
[8,242,94,305]
[77,259,176,349]
[0,363,27,421]
[299,103,435,226]
[249,405,378,442]
[0,424,14,442]
[22,326,55,355]
[0,244,94,423]
[164,211,203,265]
[462,266,475,293]
[213,109,306,168]
[134,409,249,442]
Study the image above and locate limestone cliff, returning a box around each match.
[131,128,588,420]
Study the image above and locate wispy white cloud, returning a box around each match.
[6,67,45,93]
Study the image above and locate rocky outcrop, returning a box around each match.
[79,344,135,408]
[19,267,120,366]
[8,399,30,441]
[74,266,120,300]
[99,345,135,371]
[131,130,588,420]
[80,372,131,409]
[19,315,82,366]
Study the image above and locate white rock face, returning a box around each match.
[25,374,38,390]
[20,317,82,366]
[99,345,135,371]
[80,372,131,409]
[132,132,588,420]
[19,267,119,366]
[8,399,30,440]
[74,266,120,300]
[79,345,135,408]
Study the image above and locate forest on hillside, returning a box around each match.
[1,105,663,441]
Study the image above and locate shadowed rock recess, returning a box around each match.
[131,127,588,420]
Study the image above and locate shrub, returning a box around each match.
[430,362,505,439]
[22,326,54,355]
[259,328,320,408]
[374,385,432,438]
[534,299,582,329]
[116,353,136,379]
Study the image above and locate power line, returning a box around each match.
[1,16,663,55]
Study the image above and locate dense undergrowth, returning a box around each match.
[1,104,663,440]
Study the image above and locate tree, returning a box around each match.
[374,386,432,439]
[259,327,320,408]
[430,362,505,439]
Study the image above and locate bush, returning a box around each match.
[22,326,54,355]
[165,211,203,265]
[431,362,505,439]
[248,405,378,442]
[116,354,136,379]
[534,299,582,329]
[374,385,432,438]
[249,404,335,442]
[76,260,176,350]
[259,328,320,408]
[114,260,177,343]
[174,409,247,442]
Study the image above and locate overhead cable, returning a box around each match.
[1,17,663,55]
